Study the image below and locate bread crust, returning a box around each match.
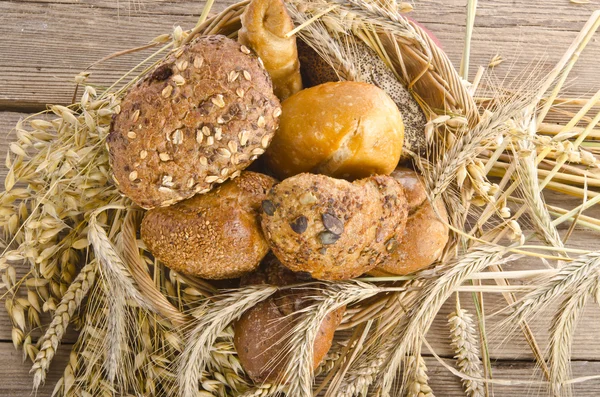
[141,171,276,279]
[234,256,344,382]
[108,35,280,209]
[369,168,449,276]
[260,173,408,280]
[264,81,404,180]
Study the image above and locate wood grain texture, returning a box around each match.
[1,0,600,395]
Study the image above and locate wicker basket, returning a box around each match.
[131,0,478,328]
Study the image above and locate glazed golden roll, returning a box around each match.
[264,81,405,181]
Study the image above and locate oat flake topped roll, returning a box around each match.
[107,35,281,209]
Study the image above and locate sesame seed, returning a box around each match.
[140,150,148,159]
[159,152,171,161]
[172,129,183,144]
[211,94,225,108]
[217,148,231,158]
[243,70,251,81]
[261,135,270,148]
[158,186,173,193]
[202,126,211,136]
[239,130,249,146]
[257,57,265,69]
[214,127,222,140]
[176,60,188,71]
[230,153,240,165]
[187,178,195,188]
[240,45,251,54]
[228,71,239,83]
[127,131,137,139]
[172,74,185,86]
[216,178,224,184]
[205,175,219,183]
[128,171,138,181]
[257,116,266,128]
[131,109,140,122]
[196,130,203,144]
[236,88,245,98]
[193,56,204,69]
[228,141,238,153]
[200,156,208,166]
[220,168,229,176]
[274,108,282,118]
[217,117,225,124]
[162,85,173,98]
[206,136,214,146]
[252,148,265,155]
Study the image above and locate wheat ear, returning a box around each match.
[377,246,508,396]
[30,260,97,389]
[548,276,597,397]
[177,285,277,397]
[448,296,485,397]
[503,251,600,325]
[280,281,388,397]
[406,355,435,397]
[88,210,151,311]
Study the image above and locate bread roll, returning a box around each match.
[141,171,276,279]
[108,35,280,209]
[370,168,449,276]
[239,0,303,100]
[264,81,404,180]
[234,255,344,382]
[297,40,427,159]
[260,173,408,280]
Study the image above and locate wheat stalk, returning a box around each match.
[448,297,485,397]
[177,285,277,397]
[377,246,508,396]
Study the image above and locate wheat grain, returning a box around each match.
[405,355,435,397]
[31,260,97,389]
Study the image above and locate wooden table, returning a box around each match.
[1,0,600,395]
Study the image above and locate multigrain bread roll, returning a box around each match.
[297,40,428,159]
[234,255,344,382]
[141,171,276,279]
[260,173,409,280]
[264,82,405,180]
[370,168,449,276]
[108,35,280,209]
[239,0,303,100]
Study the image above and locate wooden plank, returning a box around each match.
[423,357,600,397]
[1,0,599,109]
[0,341,71,396]
[0,0,237,110]
[0,340,598,397]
